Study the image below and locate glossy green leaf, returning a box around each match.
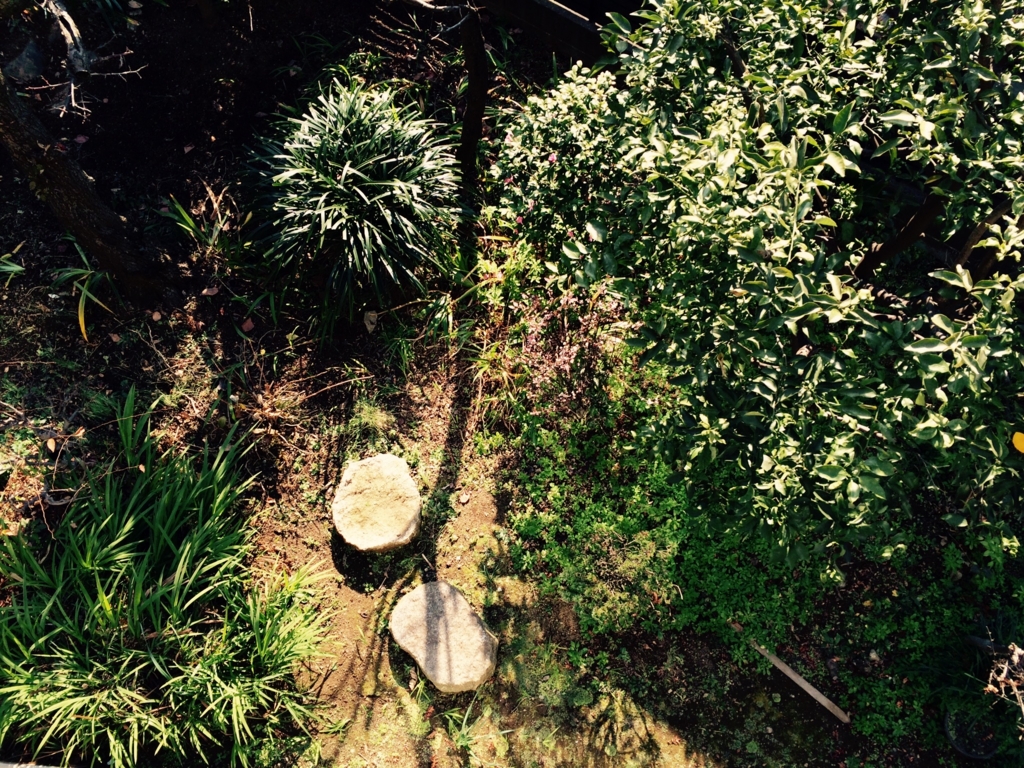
[878,110,917,127]
[871,137,903,158]
[608,12,632,34]
[832,102,854,134]
[904,338,949,353]
[860,476,886,499]
[823,153,846,177]
[816,465,846,481]
[586,221,607,243]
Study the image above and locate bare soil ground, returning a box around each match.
[240,357,706,767]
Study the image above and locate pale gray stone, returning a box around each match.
[331,454,420,552]
[390,581,497,693]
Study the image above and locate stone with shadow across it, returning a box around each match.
[331,453,420,552]
[389,581,497,693]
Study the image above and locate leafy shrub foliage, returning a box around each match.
[493,70,626,258]
[0,391,325,768]
[251,78,461,331]
[507,346,818,643]
[490,0,1024,758]
[493,0,1024,566]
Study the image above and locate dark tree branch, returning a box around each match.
[399,0,487,195]
[456,6,486,192]
[956,197,1013,267]
[853,193,945,282]
[402,0,464,12]
[718,24,746,78]
[41,0,94,73]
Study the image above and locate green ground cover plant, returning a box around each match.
[505,340,823,646]
[0,390,325,768]
[496,317,1024,760]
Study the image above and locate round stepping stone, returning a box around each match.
[332,454,421,552]
[390,581,497,693]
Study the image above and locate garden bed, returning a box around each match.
[2,1,1021,767]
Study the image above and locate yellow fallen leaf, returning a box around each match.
[138,464,146,473]
[1014,432,1024,454]
[46,438,56,453]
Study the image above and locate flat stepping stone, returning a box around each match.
[332,454,421,552]
[390,581,497,693]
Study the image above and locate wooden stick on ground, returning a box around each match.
[730,622,851,724]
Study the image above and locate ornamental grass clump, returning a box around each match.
[251,78,461,332]
[0,390,326,768]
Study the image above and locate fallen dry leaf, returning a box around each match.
[241,318,255,332]
[139,464,146,473]
[183,144,195,154]
[46,438,56,453]
[152,311,162,321]
[109,333,120,342]
[201,286,219,297]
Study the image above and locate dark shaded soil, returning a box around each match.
[3,0,369,210]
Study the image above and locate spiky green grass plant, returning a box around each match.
[250,78,461,333]
[0,390,325,767]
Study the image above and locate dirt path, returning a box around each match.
[252,369,711,768]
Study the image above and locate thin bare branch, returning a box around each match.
[400,0,464,13]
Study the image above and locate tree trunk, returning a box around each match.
[457,6,486,193]
[401,0,487,194]
[957,197,1013,267]
[0,67,177,304]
